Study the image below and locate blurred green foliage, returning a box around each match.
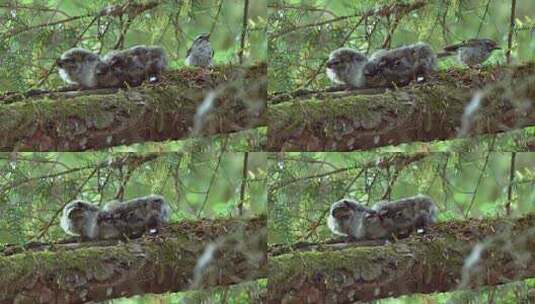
[0,0,267,93]
[376,278,535,304]
[268,0,535,92]
[108,280,267,303]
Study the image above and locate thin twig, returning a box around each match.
[465,137,496,218]
[440,2,450,43]
[271,0,426,39]
[271,165,362,192]
[506,152,516,215]
[382,13,402,49]
[113,16,134,50]
[382,168,400,201]
[2,14,93,39]
[506,0,517,63]
[238,152,249,216]
[268,4,337,18]
[0,4,71,18]
[238,0,249,64]
[209,0,224,35]
[0,165,94,194]
[197,137,228,217]
[476,0,492,36]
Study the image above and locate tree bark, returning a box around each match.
[267,214,535,303]
[0,63,266,151]
[267,63,535,151]
[0,217,266,304]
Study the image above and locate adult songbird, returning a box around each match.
[185,33,214,68]
[325,47,369,88]
[442,38,501,67]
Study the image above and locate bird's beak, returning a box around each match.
[56,59,63,67]
[492,46,501,50]
[326,60,335,68]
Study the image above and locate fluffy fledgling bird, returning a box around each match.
[60,199,122,241]
[327,198,377,240]
[128,45,168,83]
[364,42,437,86]
[327,195,438,241]
[102,194,171,237]
[100,45,168,86]
[442,38,501,67]
[94,59,125,88]
[365,194,438,239]
[325,47,368,88]
[60,195,170,241]
[56,48,101,88]
[185,33,214,68]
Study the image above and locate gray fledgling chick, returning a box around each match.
[99,49,132,85]
[94,59,125,88]
[366,194,438,239]
[327,198,377,240]
[129,45,168,82]
[60,199,100,240]
[102,194,171,238]
[56,48,101,88]
[60,200,121,241]
[327,195,438,241]
[100,45,168,86]
[326,47,368,88]
[364,42,437,86]
[443,38,501,67]
[185,33,214,68]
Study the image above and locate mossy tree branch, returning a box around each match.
[0,217,266,304]
[267,214,535,303]
[0,63,266,151]
[267,63,535,151]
